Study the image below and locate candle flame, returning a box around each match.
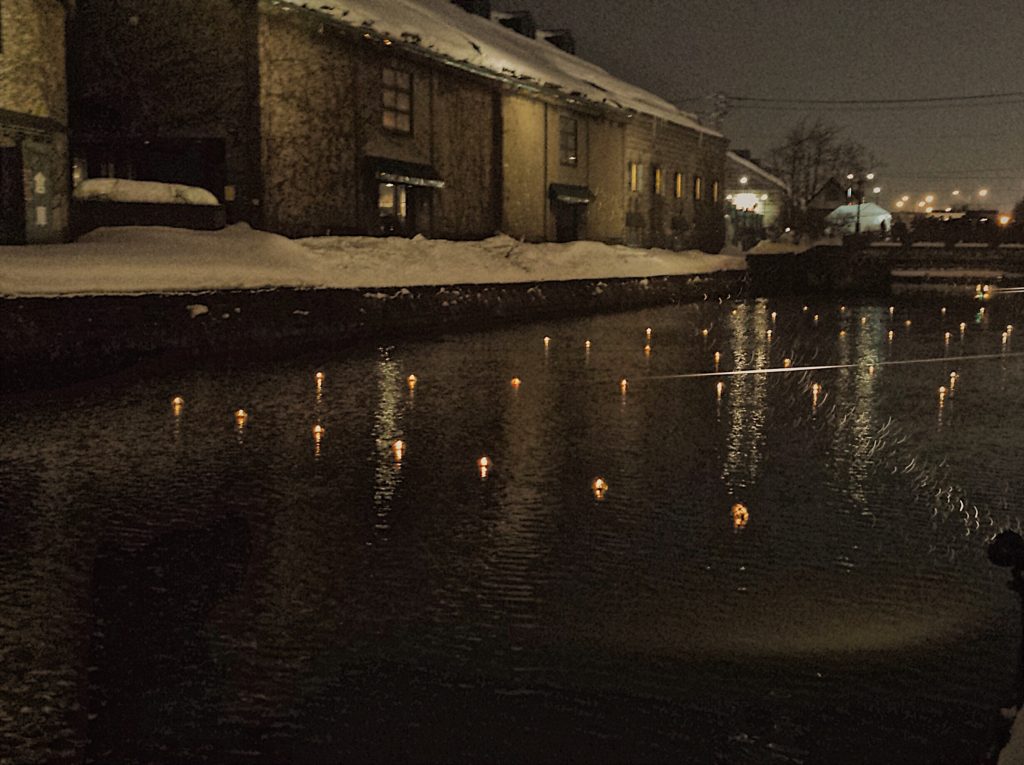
[592,477,609,500]
[392,439,405,461]
[407,374,417,391]
[732,503,749,530]
[510,377,522,388]
[645,327,652,339]
[477,455,490,478]
[620,378,628,394]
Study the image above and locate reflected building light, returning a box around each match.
[592,477,609,500]
[732,502,750,531]
[477,455,490,479]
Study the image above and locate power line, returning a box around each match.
[729,99,1024,113]
[728,91,1024,105]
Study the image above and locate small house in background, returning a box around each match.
[723,150,788,247]
[805,177,849,234]
[0,0,72,244]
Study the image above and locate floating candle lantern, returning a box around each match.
[732,503,749,530]
[802,305,809,313]
[839,329,846,338]
[839,305,846,314]
[644,344,652,356]
[904,319,912,327]
[543,335,551,348]
[645,327,652,340]
[766,329,773,341]
[171,396,184,415]
[889,306,895,317]
[861,316,868,325]
[938,386,947,404]
[887,330,894,342]
[949,371,958,391]
[716,381,725,399]
[813,314,819,323]
[770,311,777,323]
[868,364,875,376]
[234,409,248,427]
[392,439,405,461]
[811,383,821,408]
[510,377,522,389]
[620,378,629,394]
[783,358,792,368]
[701,328,709,338]
[592,477,609,500]
[959,322,967,335]
[944,331,952,344]
[941,306,947,316]
[312,423,325,437]
[477,456,490,479]
[713,351,721,370]
[315,371,325,383]
[407,374,417,391]
[585,339,592,349]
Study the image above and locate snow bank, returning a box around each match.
[74,178,220,206]
[1000,707,1024,764]
[0,224,745,297]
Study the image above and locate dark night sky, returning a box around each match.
[494,0,1024,212]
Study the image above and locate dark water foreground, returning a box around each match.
[3,290,1024,764]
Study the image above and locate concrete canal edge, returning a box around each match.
[1,271,747,392]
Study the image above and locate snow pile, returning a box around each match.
[746,237,841,255]
[279,0,716,136]
[74,178,220,206]
[0,224,745,297]
[825,203,893,234]
[1000,707,1024,764]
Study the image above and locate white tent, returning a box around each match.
[825,202,892,234]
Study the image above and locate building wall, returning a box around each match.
[724,157,786,229]
[624,115,726,249]
[68,0,261,224]
[0,0,70,242]
[501,93,626,243]
[259,5,499,238]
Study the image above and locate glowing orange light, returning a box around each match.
[644,343,652,356]
[959,322,967,335]
[783,358,792,368]
[770,311,777,323]
[620,378,628,394]
[477,455,490,478]
[701,328,709,337]
[510,377,522,389]
[716,381,725,399]
[999,214,1012,226]
[315,371,325,383]
[731,503,750,530]
[543,335,551,348]
[392,439,406,461]
[234,409,248,427]
[811,382,821,408]
[904,319,912,327]
[585,339,592,349]
[949,371,958,391]
[171,395,184,415]
[839,329,846,338]
[645,327,653,339]
[938,386,947,405]
[592,477,609,500]
[407,374,417,391]
[713,351,721,370]
[312,424,325,437]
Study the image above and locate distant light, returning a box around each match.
[938,386,947,404]
[952,190,960,196]
[716,381,725,399]
[889,306,895,317]
[713,351,721,370]
[896,201,904,208]
[1008,325,1015,334]
[945,207,952,213]
[771,311,778,323]
[887,329,894,342]
[785,227,792,233]
[979,189,989,197]
[592,477,609,500]
[766,329,773,341]
[783,358,792,368]
[510,377,522,389]
[739,175,749,185]
[902,195,910,201]
[802,305,809,313]
[949,371,959,391]
[941,306,947,316]
[543,335,551,348]
[925,194,935,203]
[860,316,867,325]
[872,186,881,194]
[315,371,325,382]
[904,319,912,327]
[645,327,653,339]
[760,193,768,200]
[312,424,325,437]
[917,201,926,208]
[644,343,652,356]
[811,382,821,408]
[925,207,934,213]
[171,395,184,415]
[999,215,1011,226]
[585,339,592,349]
[944,331,951,344]
[839,329,846,338]
[960,322,967,335]
[701,328,709,337]
[846,173,855,180]
[866,173,875,181]
[234,409,248,427]
[477,455,490,479]
[839,305,846,313]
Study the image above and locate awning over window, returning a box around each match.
[548,183,595,204]
[370,157,445,189]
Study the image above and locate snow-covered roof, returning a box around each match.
[727,151,788,192]
[275,0,719,137]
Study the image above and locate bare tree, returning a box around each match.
[766,118,879,227]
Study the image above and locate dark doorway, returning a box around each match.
[0,146,26,244]
[553,200,586,242]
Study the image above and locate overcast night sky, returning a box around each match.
[495,0,1024,212]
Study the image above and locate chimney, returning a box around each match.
[539,29,575,54]
[451,0,491,18]
[491,10,536,39]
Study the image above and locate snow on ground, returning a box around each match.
[0,224,745,297]
[1000,707,1024,764]
[74,178,220,206]
[746,237,841,255]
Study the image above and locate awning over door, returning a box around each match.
[370,157,445,189]
[548,183,595,204]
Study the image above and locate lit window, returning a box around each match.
[378,182,407,221]
[712,180,719,203]
[629,162,641,193]
[653,166,663,195]
[693,175,703,201]
[674,172,683,199]
[559,116,578,166]
[382,66,412,133]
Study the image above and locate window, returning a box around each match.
[382,66,412,133]
[629,162,641,193]
[712,180,720,203]
[674,172,683,199]
[653,166,663,195]
[693,175,703,201]
[379,182,407,222]
[559,116,578,166]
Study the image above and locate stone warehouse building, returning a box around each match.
[723,150,789,245]
[0,0,73,243]
[68,0,727,246]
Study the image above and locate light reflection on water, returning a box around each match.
[2,292,1024,763]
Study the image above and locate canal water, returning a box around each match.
[2,290,1023,764]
